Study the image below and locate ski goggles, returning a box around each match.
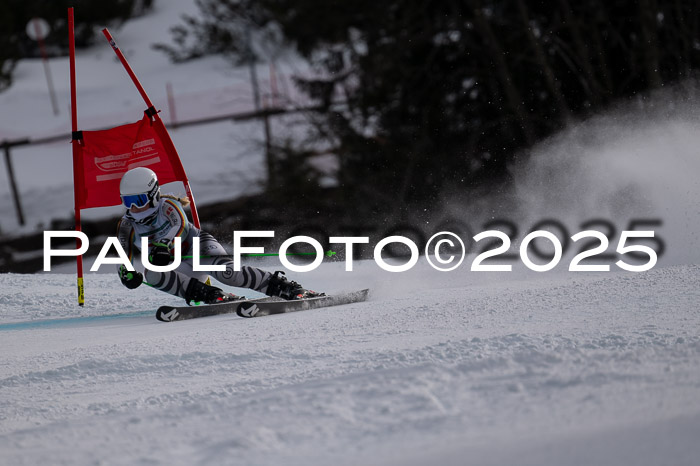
[121,193,150,209]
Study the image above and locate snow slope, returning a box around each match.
[1,261,699,465]
[1,1,700,465]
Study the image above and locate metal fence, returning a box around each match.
[0,103,321,228]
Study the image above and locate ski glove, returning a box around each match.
[119,265,143,289]
[149,242,172,266]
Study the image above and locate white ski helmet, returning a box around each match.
[119,167,160,209]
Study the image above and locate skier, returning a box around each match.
[116,167,321,304]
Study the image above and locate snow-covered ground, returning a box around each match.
[1,0,700,464]
[1,261,699,465]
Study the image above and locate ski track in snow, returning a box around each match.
[1,261,699,465]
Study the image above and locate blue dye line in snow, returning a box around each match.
[0,311,154,331]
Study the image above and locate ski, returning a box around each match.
[236,289,369,318]
[155,289,369,322]
[155,297,279,322]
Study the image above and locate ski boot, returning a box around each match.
[265,271,323,300]
[184,279,243,305]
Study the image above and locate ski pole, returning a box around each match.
[139,251,337,289]
[180,250,337,259]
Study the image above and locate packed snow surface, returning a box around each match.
[1,1,699,464]
[1,260,699,465]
